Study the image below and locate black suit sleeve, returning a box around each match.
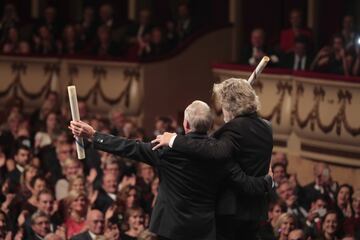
[172,131,234,162]
[92,132,160,166]
[224,160,271,196]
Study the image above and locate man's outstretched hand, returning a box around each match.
[151,132,176,150]
[69,120,96,140]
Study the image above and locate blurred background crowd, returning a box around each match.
[0,2,359,75]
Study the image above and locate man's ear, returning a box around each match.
[185,120,191,131]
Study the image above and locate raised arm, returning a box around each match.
[92,132,160,166]
[70,120,160,166]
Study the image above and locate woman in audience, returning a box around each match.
[64,190,89,238]
[274,213,297,240]
[55,158,83,200]
[117,185,139,214]
[343,189,360,237]
[335,184,353,225]
[316,211,341,240]
[121,207,145,240]
[22,175,47,214]
[19,164,39,199]
[34,112,59,151]
[259,199,287,240]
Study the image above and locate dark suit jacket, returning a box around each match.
[172,112,273,221]
[282,53,312,70]
[92,131,269,240]
[71,231,92,240]
[92,188,115,212]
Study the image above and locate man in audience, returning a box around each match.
[93,173,118,211]
[277,180,308,227]
[6,144,31,184]
[30,211,52,240]
[176,2,193,40]
[304,195,328,239]
[71,209,105,240]
[303,162,337,209]
[240,28,279,66]
[282,36,312,71]
[272,162,287,188]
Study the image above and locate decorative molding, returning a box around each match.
[292,83,360,136]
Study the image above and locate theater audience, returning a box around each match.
[311,35,351,76]
[317,211,341,240]
[30,211,52,240]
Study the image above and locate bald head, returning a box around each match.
[87,210,105,235]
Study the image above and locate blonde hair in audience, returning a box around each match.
[64,190,89,218]
[274,213,296,238]
[138,229,158,240]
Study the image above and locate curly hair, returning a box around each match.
[213,78,260,121]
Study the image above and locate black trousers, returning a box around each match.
[216,215,258,240]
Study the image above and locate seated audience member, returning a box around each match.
[126,8,153,46]
[176,2,194,40]
[282,36,312,70]
[19,164,39,199]
[109,109,126,136]
[34,112,59,151]
[93,173,118,211]
[274,213,297,240]
[36,6,62,39]
[240,28,279,66]
[1,27,19,54]
[317,211,342,240]
[98,3,117,30]
[76,6,96,44]
[311,35,351,76]
[153,116,173,137]
[165,20,178,49]
[272,163,287,188]
[303,163,338,209]
[304,195,328,239]
[340,15,358,51]
[59,25,81,55]
[0,3,19,43]
[29,211,52,240]
[277,180,308,227]
[121,207,145,240]
[280,8,313,53]
[64,190,89,238]
[6,144,31,185]
[288,229,306,240]
[104,217,121,240]
[55,158,83,200]
[117,185,139,215]
[258,199,287,240]
[70,209,105,240]
[92,25,118,58]
[33,25,58,55]
[139,27,170,59]
[21,176,47,215]
[93,158,121,190]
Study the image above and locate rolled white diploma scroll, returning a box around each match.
[247,56,270,85]
[67,86,86,159]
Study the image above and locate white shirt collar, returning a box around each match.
[107,192,117,201]
[16,164,24,173]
